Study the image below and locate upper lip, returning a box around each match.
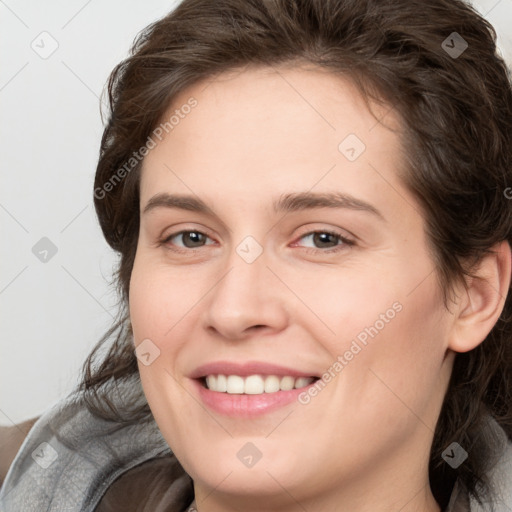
[189,361,320,379]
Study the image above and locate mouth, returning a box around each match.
[191,373,322,418]
[189,361,323,416]
[197,374,321,394]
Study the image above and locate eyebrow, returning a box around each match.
[273,191,384,220]
[142,191,385,221]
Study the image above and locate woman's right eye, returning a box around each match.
[161,230,216,250]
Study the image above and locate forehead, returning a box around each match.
[140,64,408,214]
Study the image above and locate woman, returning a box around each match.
[1,0,511,510]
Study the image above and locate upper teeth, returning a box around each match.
[204,374,315,394]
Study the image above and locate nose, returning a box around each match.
[202,247,289,340]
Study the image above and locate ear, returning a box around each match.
[448,240,511,353]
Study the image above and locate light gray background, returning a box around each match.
[1,0,511,426]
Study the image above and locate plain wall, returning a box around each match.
[1,0,511,425]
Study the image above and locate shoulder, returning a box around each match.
[0,377,187,511]
[484,436,512,509]
[477,416,512,509]
[446,417,512,512]
[0,417,39,487]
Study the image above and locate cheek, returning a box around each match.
[129,270,158,342]
[275,262,403,358]
[326,277,448,432]
[300,257,448,416]
[128,254,206,397]
[129,255,186,341]
[128,258,195,434]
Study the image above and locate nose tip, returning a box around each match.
[202,259,289,341]
[207,322,270,341]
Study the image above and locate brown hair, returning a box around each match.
[77,0,512,509]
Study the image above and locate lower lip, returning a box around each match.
[191,378,318,418]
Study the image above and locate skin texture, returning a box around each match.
[129,64,510,512]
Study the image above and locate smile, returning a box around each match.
[202,374,317,394]
[192,375,321,418]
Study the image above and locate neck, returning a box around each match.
[191,491,441,512]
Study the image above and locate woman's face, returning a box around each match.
[129,65,454,510]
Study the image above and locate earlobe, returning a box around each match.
[448,240,512,353]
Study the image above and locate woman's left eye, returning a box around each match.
[293,231,354,253]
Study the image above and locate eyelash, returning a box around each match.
[159,229,355,255]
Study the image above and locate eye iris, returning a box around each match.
[313,232,338,248]
[183,231,206,248]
